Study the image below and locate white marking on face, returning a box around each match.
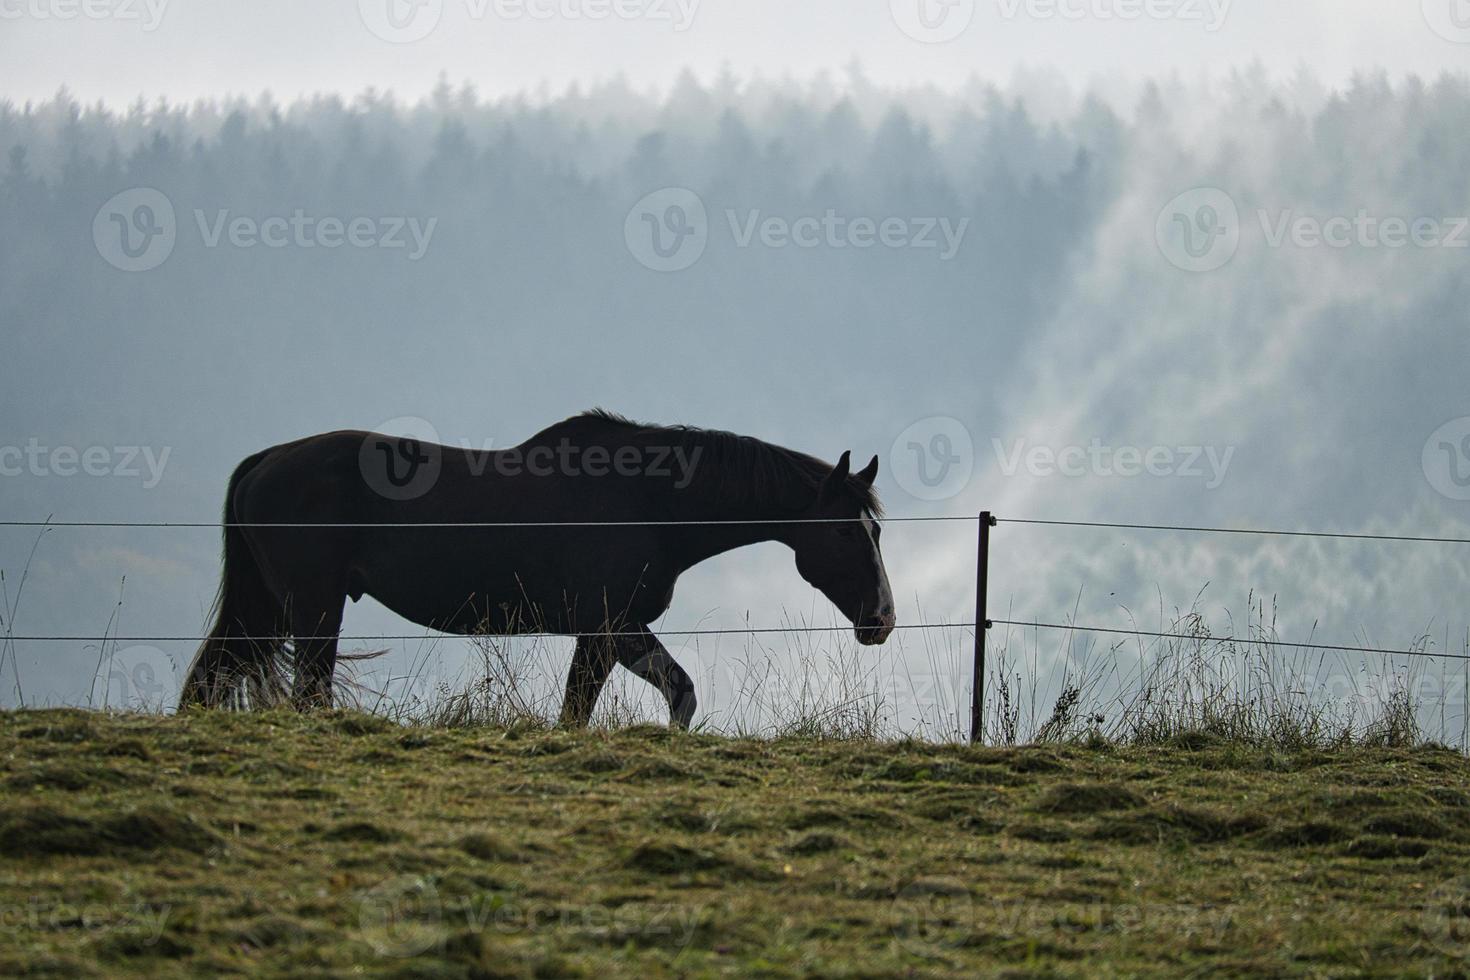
[861,514,895,624]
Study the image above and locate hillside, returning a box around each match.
[1,709,1468,977]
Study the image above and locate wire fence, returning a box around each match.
[3,514,1470,544]
[1,624,973,643]
[2,512,1467,664]
[998,517,1470,547]
[988,621,1470,663]
[5,510,1470,743]
[0,516,972,528]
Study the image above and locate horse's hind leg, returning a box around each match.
[558,635,617,727]
[289,591,345,710]
[618,628,696,729]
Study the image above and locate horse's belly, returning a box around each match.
[360,566,561,634]
[355,544,671,635]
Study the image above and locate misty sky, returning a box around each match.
[3,2,1470,739]
[2,0,1468,105]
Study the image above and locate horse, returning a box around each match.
[179,410,896,727]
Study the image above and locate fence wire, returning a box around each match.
[3,512,1467,666]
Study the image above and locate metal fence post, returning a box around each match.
[971,511,996,744]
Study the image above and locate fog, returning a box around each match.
[2,65,1468,736]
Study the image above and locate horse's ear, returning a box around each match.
[855,454,879,487]
[821,451,852,502]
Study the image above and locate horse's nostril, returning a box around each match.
[858,610,895,633]
[855,617,895,645]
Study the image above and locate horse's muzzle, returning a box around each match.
[855,613,896,646]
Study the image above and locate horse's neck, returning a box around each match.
[660,473,805,569]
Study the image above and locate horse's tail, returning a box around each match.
[180,450,289,709]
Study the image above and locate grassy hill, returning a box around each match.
[2,709,1469,977]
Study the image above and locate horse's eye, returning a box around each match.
[836,524,856,538]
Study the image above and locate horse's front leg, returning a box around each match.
[616,626,696,730]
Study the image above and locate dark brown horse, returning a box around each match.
[180,410,895,726]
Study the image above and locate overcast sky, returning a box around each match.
[3,1,1470,739]
[3,0,1469,106]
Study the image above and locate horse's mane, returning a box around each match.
[573,408,884,517]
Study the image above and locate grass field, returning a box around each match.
[2,708,1470,977]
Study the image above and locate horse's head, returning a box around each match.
[791,451,896,646]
